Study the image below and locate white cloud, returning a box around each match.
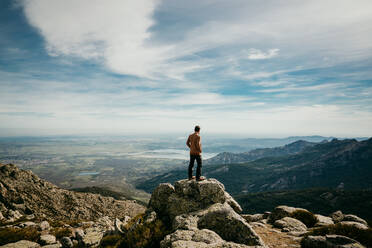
[253,81,287,87]
[245,48,279,60]
[19,0,372,79]
[20,0,167,78]
[258,83,346,93]
[164,92,253,105]
[6,0,372,137]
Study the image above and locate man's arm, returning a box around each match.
[197,136,202,153]
[186,136,191,148]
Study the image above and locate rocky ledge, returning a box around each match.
[148,178,266,248]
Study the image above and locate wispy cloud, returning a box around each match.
[19,0,372,79]
[245,48,279,60]
[0,0,371,136]
[258,83,346,93]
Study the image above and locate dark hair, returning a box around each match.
[194,125,200,132]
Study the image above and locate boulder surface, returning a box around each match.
[149,178,266,248]
[301,235,365,248]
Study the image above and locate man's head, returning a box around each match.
[194,125,200,133]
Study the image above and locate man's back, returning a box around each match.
[187,132,202,155]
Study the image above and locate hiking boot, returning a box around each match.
[196,176,205,181]
[188,176,196,180]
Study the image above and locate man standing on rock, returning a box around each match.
[186,125,205,181]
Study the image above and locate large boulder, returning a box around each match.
[197,203,263,246]
[301,235,365,248]
[343,214,368,226]
[39,234,56,245]
[82,227,104,247]
[315,214,334,227]
[39,221,50,231]
[160,229,224,248]
[268,205,308,223]
[41,244,61,248]
[0,240,40,248]
[150,179,266,247]
[339,221,369,230]
[149,179,242,223]
[273,217,307,232]
[161,228,264,248]
[241,214,264,223]
[59,237,73,248]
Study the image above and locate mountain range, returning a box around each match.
[137,138,372,195]
[204,139,318,165]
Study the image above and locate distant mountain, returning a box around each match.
[137,138,372,195]
[200,135,335,153]
[205,140,317,165]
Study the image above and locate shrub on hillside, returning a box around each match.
[306,223,372,247]
[116,214,171,248]
[0,226,40,245]
[290,209,318,227]
[50,219,84,228]
[51,227,73,239]
[100,234,122,248]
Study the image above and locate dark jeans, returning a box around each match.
[189,154,202,179]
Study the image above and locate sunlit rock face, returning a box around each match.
[148,178,266,248]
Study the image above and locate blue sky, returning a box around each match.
[0,0,372,137]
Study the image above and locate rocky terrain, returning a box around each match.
[0,163,145,247]
[144,179,371,248]
[1,164,371,247]
[0,163,145,220]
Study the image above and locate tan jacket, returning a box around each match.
[186,132,202,155]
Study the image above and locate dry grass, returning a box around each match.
[51,227,73,239]
[0,226,40,245]
[252,224,301,248]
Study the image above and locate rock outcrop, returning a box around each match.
[0,163,145,247]
[314,214,334,227]
[301,235,364,248]
[148,179,266,248]
[0,163,145,220]
[268,205,309,223]
[343,214,368,226]
[0,240,41,248]
[273,217,307,233]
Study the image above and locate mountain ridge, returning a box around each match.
[137,138,372,194]
[205,139,317,165]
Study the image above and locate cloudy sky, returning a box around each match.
[0,0,372,137]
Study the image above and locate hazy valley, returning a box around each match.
[0,135,340,203]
